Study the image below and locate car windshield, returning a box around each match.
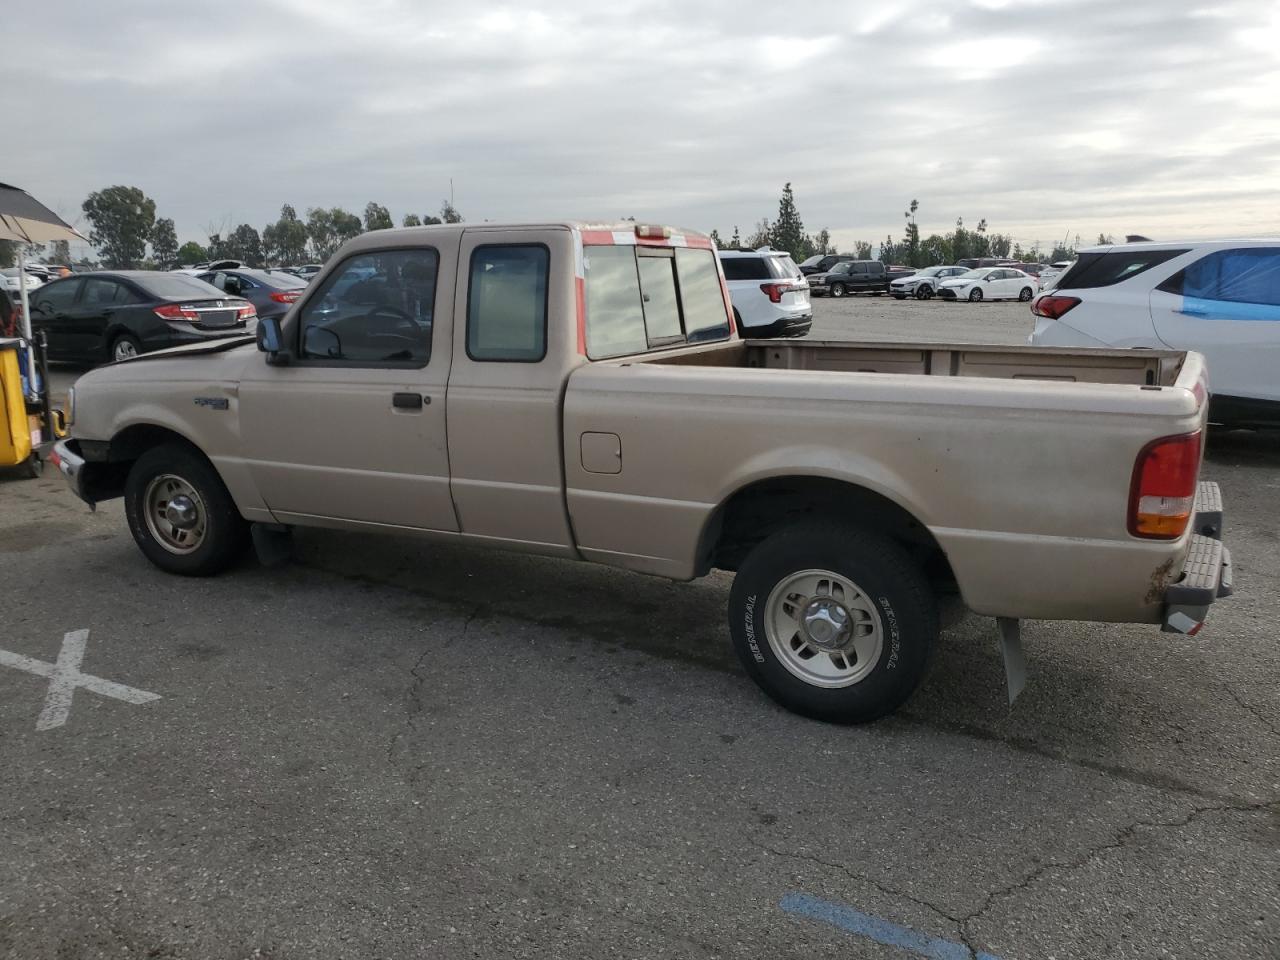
[134,274,225,300]
[829,263,853,275]
[958,269,988,280]
[798,255,824,267]
[917,267,942,276]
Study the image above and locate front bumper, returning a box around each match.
[937,287,961,300]
[52,438,91,505]
[1162,481,1233,635]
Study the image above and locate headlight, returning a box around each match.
[65,385,75,426]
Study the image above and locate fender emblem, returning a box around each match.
[194,397,229,410]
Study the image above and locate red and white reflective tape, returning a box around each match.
[1166,611,1205,636]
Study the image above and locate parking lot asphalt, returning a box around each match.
[5,296,1278,959]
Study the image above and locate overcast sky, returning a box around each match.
[7,0,1278,256]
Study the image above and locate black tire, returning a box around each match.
[23,455,43,479]
[109,333,142,363]
[124,443,250,576]
[968,287,983,302]
[916,285,933,300]
[728,521,937,724]
[892,294,906,300]
[830,283,846,298]
[1019,286,1034,302]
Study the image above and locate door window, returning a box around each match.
[1164,248,1280,307]
[298,248,437,365]
[82,277,123,305]
[466,245,549,362]
[30,278,81,316]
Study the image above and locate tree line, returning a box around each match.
[0,185,466,271]
[710,186,1092,266]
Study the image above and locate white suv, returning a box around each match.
[1030,240,1280,426]
[718,249,811,338]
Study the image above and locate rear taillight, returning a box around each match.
[760,281,805,304]
[153,303,200,321]
[1032,294,1081,319]
[237,304,257,321]
[269,291,300,304]
[1129,432,1202,539]
[760,282,787,303]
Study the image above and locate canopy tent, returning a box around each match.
[0,182,87,382]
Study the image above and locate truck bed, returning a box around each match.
[644,339,1186,388]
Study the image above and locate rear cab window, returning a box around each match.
[584,241,730,359]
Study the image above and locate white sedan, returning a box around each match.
[0,268,45,296]
[936,267,1038,302]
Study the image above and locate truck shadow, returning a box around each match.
[1206,426,1280,468]
[287,527,1258,804]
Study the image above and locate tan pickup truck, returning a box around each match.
[54,222,1233,723]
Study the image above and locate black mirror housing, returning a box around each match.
[256,316,289,364]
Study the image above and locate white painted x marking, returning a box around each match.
[0,629,161,731]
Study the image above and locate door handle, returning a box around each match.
[392,392,427,409]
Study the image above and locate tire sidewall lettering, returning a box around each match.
[877,595,900,669]
[743,593,765,663]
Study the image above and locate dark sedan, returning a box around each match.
[29,272,256,364]
[196,267,307,321]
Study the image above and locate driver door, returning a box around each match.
[238,243,460,532]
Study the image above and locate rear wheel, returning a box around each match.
[968,287,983,302]
[124,443,250,576]
[830,283,846,298]
[727,521,937,723]
[1019,286,1034,301]
[110,333,141,363]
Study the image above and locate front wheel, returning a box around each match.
[728,521,937,723]
[1019,286,1034,302]
[830,283,846,298]
[968,287,983,302]
[916,285,933,300]
[124,443,250,576]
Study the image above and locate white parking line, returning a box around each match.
[0,629,161,731]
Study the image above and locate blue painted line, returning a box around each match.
[779,892,1003,960]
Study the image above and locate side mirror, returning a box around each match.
[257,315,289,365]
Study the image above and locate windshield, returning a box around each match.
[917,267,942,277]
[798,255,824,267]
[829,263,853,275]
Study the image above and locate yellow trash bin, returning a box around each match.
[0,338,36,472]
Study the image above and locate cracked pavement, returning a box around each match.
[1,301,1277,959]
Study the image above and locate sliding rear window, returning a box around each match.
[584,245,730,359]
[1056,249,1189,289]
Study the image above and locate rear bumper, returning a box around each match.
[739,314,812,339]
[1162,481,1233,634]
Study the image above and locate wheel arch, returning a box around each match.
[695,474,957,593]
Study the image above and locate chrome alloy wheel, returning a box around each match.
[764,569,884,688]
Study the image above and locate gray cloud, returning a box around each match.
[8,0,1278,255]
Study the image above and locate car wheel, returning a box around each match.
[124,443,250,576]
[830,283,846,298]
[892,294,906,300]
[110,333,141,363]
[728,520,937,724]
[916,285,933,300]
[1019,286,1034,302]
[968,287,983,302]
